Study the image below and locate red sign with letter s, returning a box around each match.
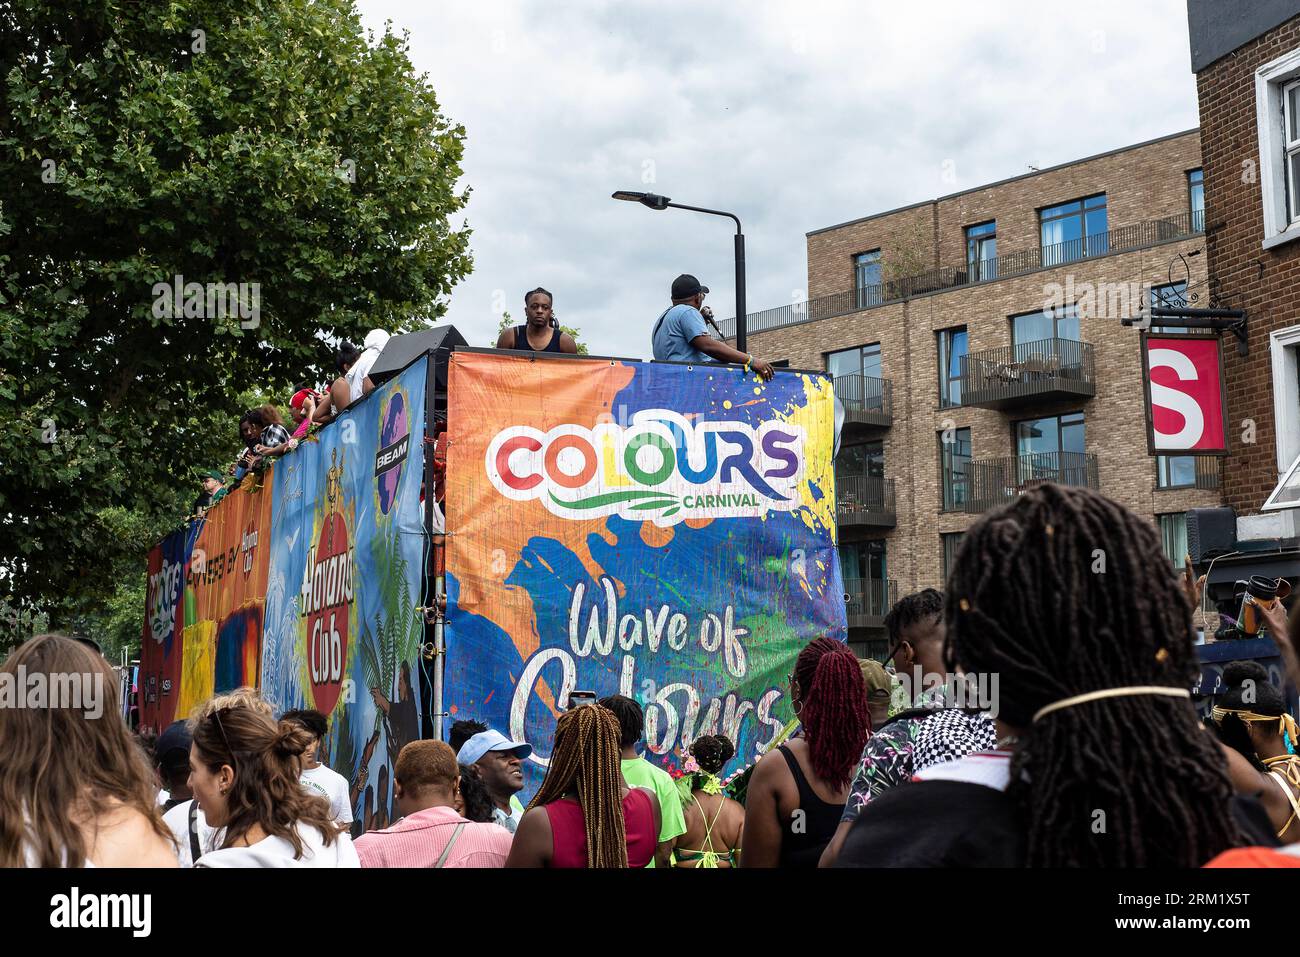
[1142,334,1228,455]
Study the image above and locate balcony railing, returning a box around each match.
[844,578,898,629]
[833,373,893,428]
[717,211,1203,339]
[836,474,896,528]
[964,451,1100,513]
[958,337,1096,410]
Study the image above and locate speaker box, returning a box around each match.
[1186,506,1236,563]
[368,325,468,388]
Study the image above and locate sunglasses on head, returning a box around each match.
[208,707,239,769]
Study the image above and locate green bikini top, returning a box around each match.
[676,793,738,867]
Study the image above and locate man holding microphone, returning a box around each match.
[651,274,775,380]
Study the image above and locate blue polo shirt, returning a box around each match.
[652,304,713,364]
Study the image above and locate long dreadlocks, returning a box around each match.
[945,483,1244,867]
[528,705,629,867]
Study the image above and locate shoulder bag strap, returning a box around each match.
[434,822,468,869]
[188,800,202,863]
[651,307,672,342]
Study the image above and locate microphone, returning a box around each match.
[701,305,723,336]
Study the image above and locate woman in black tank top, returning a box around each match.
[740,638,869,867]
[773,743,848,868]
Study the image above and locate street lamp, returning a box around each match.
[611,190,748,353]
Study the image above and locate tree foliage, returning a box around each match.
[0,0,472,631]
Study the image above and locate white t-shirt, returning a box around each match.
[194,822,360,868]
[163,799,223,868]
[345,330,389,402]
[301,764,354,824]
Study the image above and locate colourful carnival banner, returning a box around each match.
[260,358,427,833]
[140,477,273,730]
[443,352,844,797]
[141,358,428,834]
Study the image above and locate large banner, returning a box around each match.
[444,352,844,796]
[141,523,196,731]
[260,359,427,833]
[141,359,428,834]
[140,477,273,730]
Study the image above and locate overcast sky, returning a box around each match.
[355,0,1200,359]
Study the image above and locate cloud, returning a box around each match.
[356,0,1199,359]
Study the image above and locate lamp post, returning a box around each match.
[611,191,748,353]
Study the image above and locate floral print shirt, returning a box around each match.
[841,684,951,823]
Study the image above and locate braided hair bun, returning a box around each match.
[1220,660,1282,712]
[689,735,735,776]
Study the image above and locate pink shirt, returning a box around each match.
[354,805,512,868]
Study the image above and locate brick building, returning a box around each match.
[720,131,1214,658]
[1183,0,1300,613]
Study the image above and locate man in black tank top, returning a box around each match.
[495,287,578,354]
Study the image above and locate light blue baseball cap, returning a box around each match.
[456,730,532,766]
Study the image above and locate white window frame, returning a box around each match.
[1270,324,1300,472]
[1286,80,1300,222]
[1255,48,1300,249]
[1263,451,1300,511]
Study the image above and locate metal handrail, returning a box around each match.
[958,337,1095,395]
[843,578,898,619]
[965,451,1100,512]
[717,211,1202,338]
[833,373,893,419]
[835,474,896,516]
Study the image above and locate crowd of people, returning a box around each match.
[0,634,747,868]
[9,484,1300,867]
[187,329,392,519]
[8,484,1300,868]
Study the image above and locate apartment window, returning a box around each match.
[827,343,882,381]
[939,428,972,512]
[1040,194,1108,266]
[937,326,968,408]
[828,343,883,413]
[840,540,887,584]
[838,440,884,479]
[965,221,997,280]
[1156,454,1197,489]
[1157,513,1189,569]
[941,532,964,582]
[1011,303,1080,346]
[1188,168,1205,232]
[1287,81,1300,224]
[854,250,882,307]
[1015,413,1086,486]
[1270,324,1300,472]
[1015,412,1085,458]
[1253,49,1300,247]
